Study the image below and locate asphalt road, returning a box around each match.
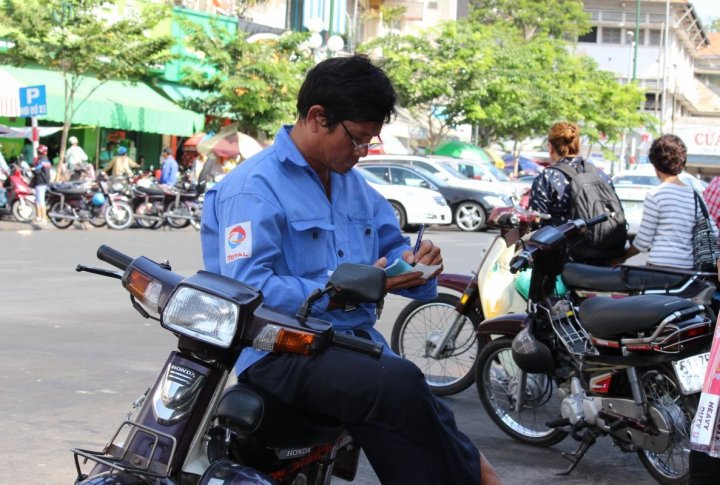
[0,222,654,485]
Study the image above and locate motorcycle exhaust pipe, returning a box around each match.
[48,212,81,221]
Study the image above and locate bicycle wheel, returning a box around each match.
[391,293,485,396]
[475,338,567,446]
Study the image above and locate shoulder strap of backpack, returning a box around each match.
[551,161,578,181]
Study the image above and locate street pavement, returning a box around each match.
[0,222,654,484]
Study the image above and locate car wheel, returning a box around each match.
[390,201,407,230]
[454,201,486,232]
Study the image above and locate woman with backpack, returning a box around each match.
[529,121,627,265]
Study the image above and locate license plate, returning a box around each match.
[673,352,710,395]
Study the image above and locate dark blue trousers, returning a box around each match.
[245,347,481,484]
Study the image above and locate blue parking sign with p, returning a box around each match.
[19,85,47,117]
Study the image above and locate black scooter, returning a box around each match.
[72,245,385,484]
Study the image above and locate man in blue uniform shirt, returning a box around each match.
[159,147,178,186]
[201,55,501,485]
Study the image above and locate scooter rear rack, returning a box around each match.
[72,420,177,480]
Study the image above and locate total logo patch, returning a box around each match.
[225,221,252,263]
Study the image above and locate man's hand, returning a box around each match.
[374,240,443,291]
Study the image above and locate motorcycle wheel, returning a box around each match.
[166,201,191,229]
[104,201,133,230]
[49,202,74,229]
[636,367,696,485]
[11,198,36,223]
[391,294,487,396]
[88,205,106,228]
[475,337,567,446]
[135,203,163,229]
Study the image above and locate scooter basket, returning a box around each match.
[543,299,594,356]
[72,420,176,480]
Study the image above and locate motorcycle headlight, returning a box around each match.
[162,286,239,348]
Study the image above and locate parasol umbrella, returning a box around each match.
[197,123,264,159]
[433,141,492,164]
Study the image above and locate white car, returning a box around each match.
[612,169,707,236]
[360,154,520,200]
[355,167,452,231]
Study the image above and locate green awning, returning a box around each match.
[1,65,205,136]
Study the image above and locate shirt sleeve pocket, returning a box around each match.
[287,219,335,277]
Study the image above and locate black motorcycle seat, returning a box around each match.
[49,186,88,196]
[562,263,690,293]
[216,382,344,448]
[578,294,697,339]
[134,186,165,196]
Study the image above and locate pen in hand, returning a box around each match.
[412,224,425,265]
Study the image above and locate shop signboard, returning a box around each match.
[674,125,720,156]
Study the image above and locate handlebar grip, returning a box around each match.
[97,245,133,271]
[586,214,609,227]
[509,257,528,274]
[332,332,384,358]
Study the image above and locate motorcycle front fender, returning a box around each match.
[476,312,527,337]
[437,273,472,293]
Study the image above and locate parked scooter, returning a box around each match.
[474,215,713,483]
[130,172,204,230]
[392,206,720,396]
[72,246,385,484]
[0,162,37,222]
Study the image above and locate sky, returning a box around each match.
[691,0,720,25]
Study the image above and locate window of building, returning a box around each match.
[648,29,662,46]
[578,27,598,43]
[602,27,622,44]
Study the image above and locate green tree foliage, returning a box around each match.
[178,19,313,137]
[469,0,591,40]
[362,3,651,156]
[0,0,172,164]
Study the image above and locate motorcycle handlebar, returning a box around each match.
[97,245,133,271]
[585,214,609,227]
[332,332,384,358]
[509,256,529,274]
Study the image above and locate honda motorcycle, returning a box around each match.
[131,174,204,230]
[0,162,37,222]
[71,245,385,484]
[392,206,719,396]
[474,215,713,484]
[48,175,133,230]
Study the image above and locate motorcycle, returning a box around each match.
[0,162,37,223]
[48,174,133,230]
[131,173,204,230]
[72,245,386,484]
[392,206,719,396]
[474,215,713,483]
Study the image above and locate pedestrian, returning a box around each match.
[201,54,501,485]
[99,141,116,166]
[615,134,717,269]
[0,142,9,174]
[158,147,178,186]
[529,121,627,265]
[32,144,52,223]
[64,136,89,173]
[103,146,139,177]
[703,175,720,244]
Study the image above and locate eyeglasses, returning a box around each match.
[339,121,383,152]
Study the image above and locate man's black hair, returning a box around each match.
[296,54,396,127]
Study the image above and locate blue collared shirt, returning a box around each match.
[160,156,178,185]
[201,126,437,374]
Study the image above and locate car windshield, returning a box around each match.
[435,162,468,179]
[441,160,511,182]
[412,166,448,187]
[356,167,388,185]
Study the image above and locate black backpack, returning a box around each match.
[552,160,628,261]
